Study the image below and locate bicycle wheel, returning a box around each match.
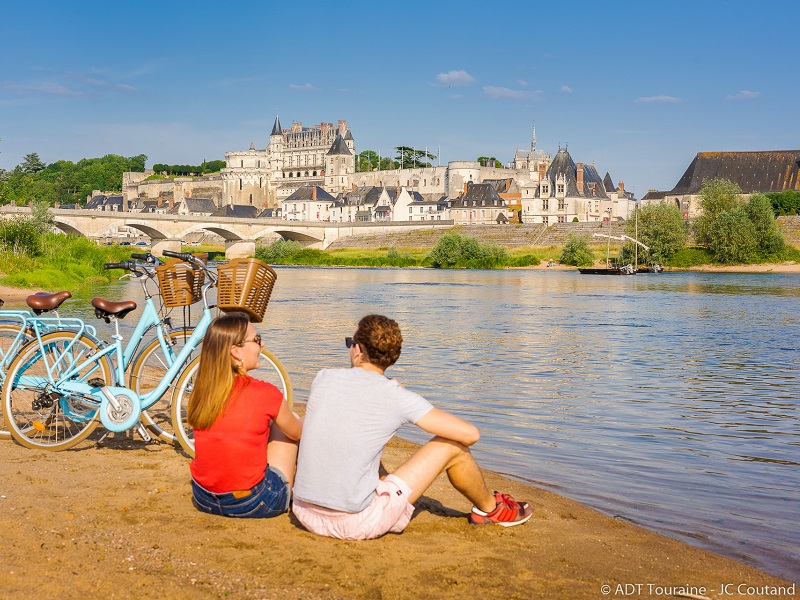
[171,347,293,457]
[128,328,198,443]
[0,321,30,440]
[3,331,113,451]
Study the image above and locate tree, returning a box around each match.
[559,234,594,266]
[22,153,46,174]
[477,156,502,168]
[708,208,757,263]
[745,193,785,256]
[766,190,800,216]
[395,146,436,169]
[694,179,742,246]
[624,202,687,264]
[356,150,379,172]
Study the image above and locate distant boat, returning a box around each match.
[579,263,635,275]
[579,210,661,275]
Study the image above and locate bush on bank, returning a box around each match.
[255,234,539,269]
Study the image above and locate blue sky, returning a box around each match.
[1,0,797,197]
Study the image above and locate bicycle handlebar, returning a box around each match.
[130,252,162,265]
[161,249,195,262]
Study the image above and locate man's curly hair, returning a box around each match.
[354,314,403,370]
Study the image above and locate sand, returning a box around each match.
[0,432,794,600]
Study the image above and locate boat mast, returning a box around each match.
[606,209,611,268]
[635,206,639,271]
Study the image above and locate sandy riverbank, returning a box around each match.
[0,433,794,599]
[520,261,800,273]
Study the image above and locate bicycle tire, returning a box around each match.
[128,328,198,443]
[3,331,113,451]
[0,322,30,440]
[171,347,293,457]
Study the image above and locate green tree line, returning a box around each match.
[0,152,147,206]
[150,160,225,177]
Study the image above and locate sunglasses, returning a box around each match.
[345,336,358,349]
[239,333,262,346]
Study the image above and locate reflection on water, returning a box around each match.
[7,268,798,580]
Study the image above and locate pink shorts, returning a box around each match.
[292,474,414,540]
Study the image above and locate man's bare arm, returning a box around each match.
[415,408,480,446]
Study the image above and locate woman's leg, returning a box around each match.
[267,426,299,487]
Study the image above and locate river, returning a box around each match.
[27,266,800,581]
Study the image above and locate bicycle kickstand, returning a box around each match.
[135,422,152,442]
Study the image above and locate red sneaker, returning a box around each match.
[469,492,533,527]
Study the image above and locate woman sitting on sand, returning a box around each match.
[187,312,302,518]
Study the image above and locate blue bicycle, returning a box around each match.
[1,251,292,451]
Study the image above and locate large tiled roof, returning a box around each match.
[668,151,800,195]
[342,186,383,206]
[184,198,217,214]
[641,190,667,201]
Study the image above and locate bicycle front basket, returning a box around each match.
[216,258,276,323]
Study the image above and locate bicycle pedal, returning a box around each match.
[87,378,106,388]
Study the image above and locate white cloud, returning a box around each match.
[561,85,572,93]
[726,89,761,101]
[517,79,528,87]
[289,83,318,92]
[483,86,543,101]
[3,80,81,96]
[435,69,475,87]
[634,95,685,104]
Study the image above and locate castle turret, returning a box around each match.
[325,133,354,194]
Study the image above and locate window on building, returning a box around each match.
[543,216,549,225]
[558,200,565,211]
[249,194,253,204]
[557,183,564,194]
[409,206,413,214]
[558,215,566,223]
[543,199,549,211]
[239,179,242,190]
[240,160,243,168]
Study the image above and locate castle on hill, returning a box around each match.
[121,118,636,223]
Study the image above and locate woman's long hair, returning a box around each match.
[187,312,250,430]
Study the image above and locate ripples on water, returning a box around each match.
[30,267,799,580]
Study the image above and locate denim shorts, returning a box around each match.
[191,465,291,519]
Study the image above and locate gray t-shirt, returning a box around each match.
[293,368,433,513]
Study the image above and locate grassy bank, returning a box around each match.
[0,234,133,290]
[255,236,544,269]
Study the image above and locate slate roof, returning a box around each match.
[541,149,608,199]
[212,205,260,219]
[258,207,281,218]
[603,173,616,192]
[641,190,667,202]
[183,197,217,214]
[86,194,125,210]
[341,186,383,207]
[271,115,282,136]
[667,151,800,195]
[343,129,354,141]
[326,133,352,156]
[483,178,517,194]
[284,185,336,203]
[450,183,507,207]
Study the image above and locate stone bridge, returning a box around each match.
[0,206,454,258]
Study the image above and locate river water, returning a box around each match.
[27,266,800,580]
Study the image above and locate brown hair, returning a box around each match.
[187,312,250,430]
[354,314,403,371]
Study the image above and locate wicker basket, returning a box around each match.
[155,258,205,308]
[217,258,277,323]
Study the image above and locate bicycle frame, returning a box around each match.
[13,260,216,434]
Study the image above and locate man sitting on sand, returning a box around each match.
[292,314,532,540]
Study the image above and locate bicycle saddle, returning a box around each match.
[91,297,138,322]
[27,291,72,314]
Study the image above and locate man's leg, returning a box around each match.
[392,436,496,513]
